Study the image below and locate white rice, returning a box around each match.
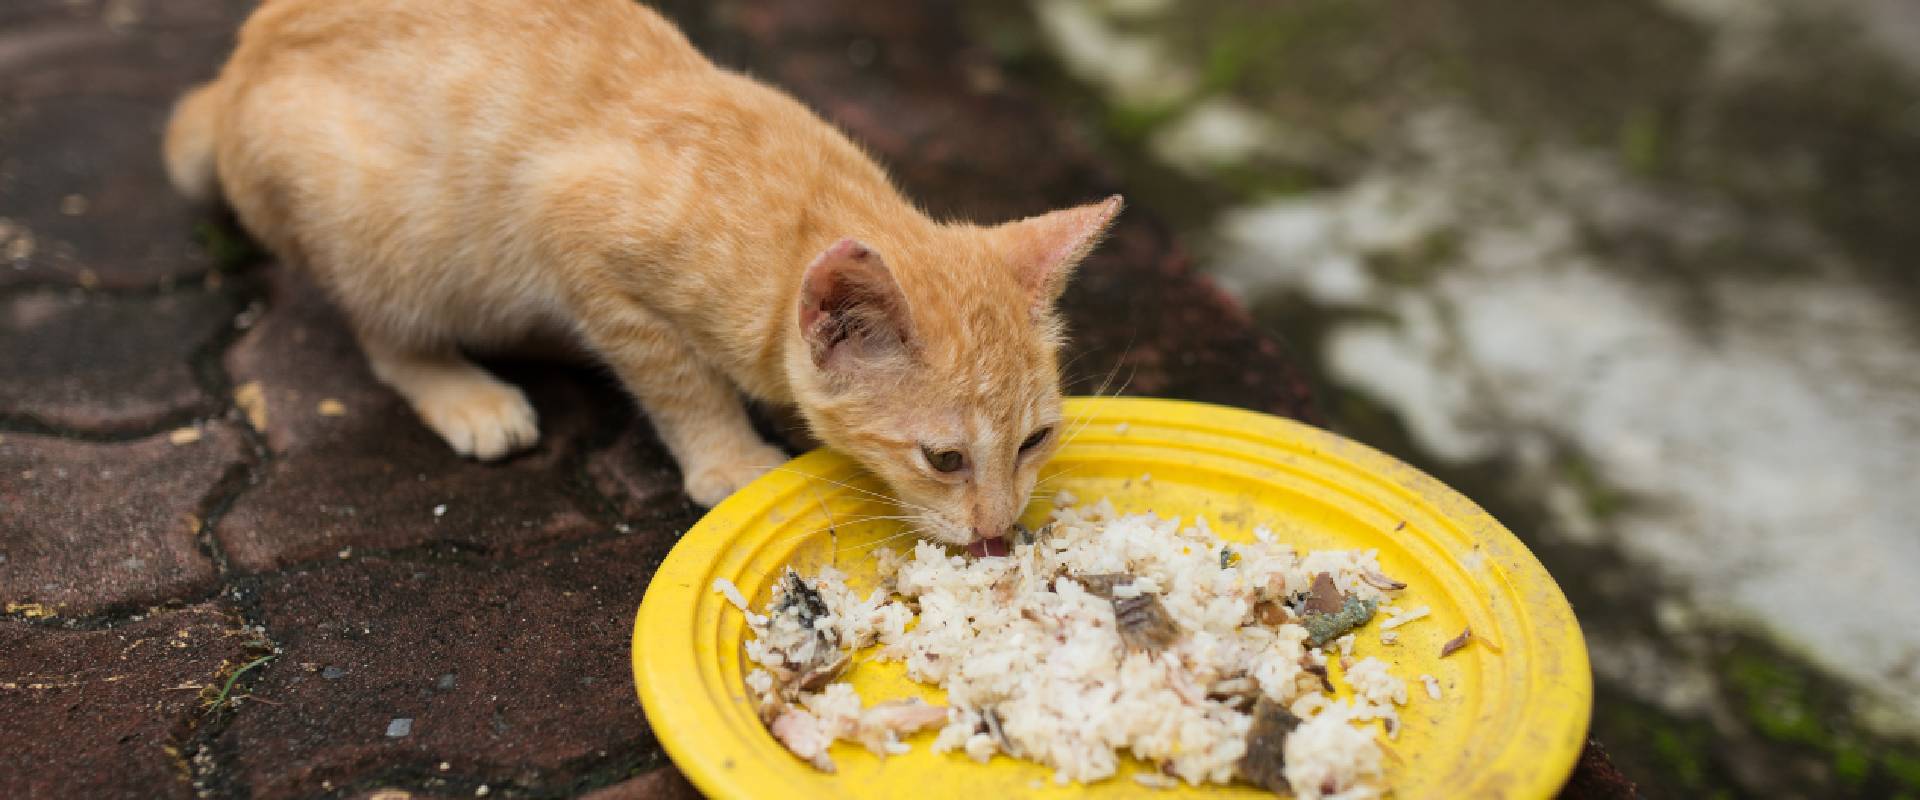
[1379,605,1431,631]
[1133,772,1178,788]
[1422,674,1443,701]
[1283,702,1385,798]
[713,578,750,613]
[735,500,1411,797]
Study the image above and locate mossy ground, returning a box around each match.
[964,0,1920,795]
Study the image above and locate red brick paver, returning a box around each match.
[0,426,246,615]
[0,604,256,800]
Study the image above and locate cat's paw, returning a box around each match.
[417,381,540,461]
[682,443,788,506]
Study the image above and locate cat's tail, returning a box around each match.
[163,82,224,204]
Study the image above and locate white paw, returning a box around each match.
[417,381,540,461]
[683,443,788,506]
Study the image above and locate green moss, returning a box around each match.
[1367,230,1461,287]
[1592,698,1730,795]
[193,220,266,272]
[1619,106,1663,175]
[1190,3,1370,96]
[1885,751,1920,789]
[1104,101,1188,146]
[1833,741,1870,785]
[1726,653,1824,744]
[1559,452,1626,522]
[1651,726,1705,787]
[1200,27,1262,95]
[1209,162,1325,200]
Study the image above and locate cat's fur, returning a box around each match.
[163,0,1120,546]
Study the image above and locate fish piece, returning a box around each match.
[777,569,834,642]
[1073,572,1131,598]
[1360,568,1407,591]
[1302,662,1335,693]
[771,708,837,773]
[1240,698,1302,793]
[1113,593,1180,653]
[864,698,947,733]
[794,651,851,692]
[981,707,1017,756]
[1207,676,1259,709]
[856,698,949,757]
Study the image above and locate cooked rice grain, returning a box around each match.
[737,500,1411,798]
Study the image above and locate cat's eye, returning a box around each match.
[922,446,966,473]
[1019,426,1053,454]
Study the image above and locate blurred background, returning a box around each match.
[959,0,1920,797]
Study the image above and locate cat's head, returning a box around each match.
[788,196,1122,549]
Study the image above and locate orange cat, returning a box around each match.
[163,0,1120,548]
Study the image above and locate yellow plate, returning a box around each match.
[634,397,1591,799]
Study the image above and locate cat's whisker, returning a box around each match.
[1032,467,1083,492]
[767,514,926,548]
[1057,340,1138,449]
[840,528,922,554]
[749,464,939,516]
[1060,364,1136,450]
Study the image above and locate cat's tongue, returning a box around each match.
[965,536,1010,558]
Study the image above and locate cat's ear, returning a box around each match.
[995,194,1123,311]
[798,238,914,372]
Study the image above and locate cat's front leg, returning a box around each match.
[583,309,787,506]
[358,334,540,460]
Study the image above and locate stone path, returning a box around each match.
[0,1,1624,797]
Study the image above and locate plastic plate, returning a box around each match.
[634,397,1590,799]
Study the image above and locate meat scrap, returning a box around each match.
[1441,627,1473,658]
[1252,599,1291,626]
[1303,572,1345,614]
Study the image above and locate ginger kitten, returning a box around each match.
[163,0,1120,549]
